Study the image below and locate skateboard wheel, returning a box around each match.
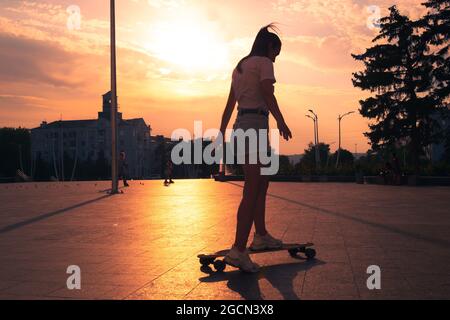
[288,248,299,257]
[214,260,226,272]
[200,265,213,274]
[305,248,316,260]
[199,257,210,266]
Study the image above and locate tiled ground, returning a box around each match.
[0,180,449,300]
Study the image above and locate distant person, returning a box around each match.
[164,159,174,185]
[118,151,129,187]
[392,152,402,185]
[218,24,292,272]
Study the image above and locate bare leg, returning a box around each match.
[233,164,262,252]
[253,175,269,236]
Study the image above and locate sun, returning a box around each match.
[144,15,230,75]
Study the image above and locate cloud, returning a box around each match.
[271,0,427,49]
[281,35,357,73]
[0,94,50,110]
[0,33,83,88]
[0,1,110,56]
[147,0,186,8]
[0,94,54,127]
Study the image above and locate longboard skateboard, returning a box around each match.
[198,243,315,272]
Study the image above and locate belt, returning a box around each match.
[238,108,269,117]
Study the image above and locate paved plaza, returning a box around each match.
[0,180,449,300]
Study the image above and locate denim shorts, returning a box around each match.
[231,113,270,163]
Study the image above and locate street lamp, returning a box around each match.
[305,114,317,166]
[110,0,119,194]
[308,109,320,167]
[305,114,316,143]
[336,111,355,168]
[308,109,319,145]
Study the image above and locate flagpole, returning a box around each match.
[110,0,119,193]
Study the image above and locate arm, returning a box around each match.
[219,84,237,137]
[217,84,236,175]
[260,79,292,141]
[261,80,284,123]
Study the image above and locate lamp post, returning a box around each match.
[336,111,355,168]
[308,109,320,167]
[305,114,316,143]
[110,0,119,194]
[305,114,317,165]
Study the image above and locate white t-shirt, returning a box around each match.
[232,56,276,111]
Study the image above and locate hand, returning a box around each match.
[277,120,292,141]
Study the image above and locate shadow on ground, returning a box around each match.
[226,182,450,250]
[199,259,325,300]
[0,194,110,234]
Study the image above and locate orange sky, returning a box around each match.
[0,0,427,154]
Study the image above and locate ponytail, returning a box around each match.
[236,23,282,73]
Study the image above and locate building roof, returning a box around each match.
[150,135,173,143]
[36,120,97,130]
[32,91,150,131]
[124,118,146,126]
[33,118,148,130]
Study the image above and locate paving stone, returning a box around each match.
[1,180,449,299]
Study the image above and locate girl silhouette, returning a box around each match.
[219,24,292,272]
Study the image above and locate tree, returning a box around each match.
[421,0,450,164]
[296,143,330,174]
[420,0,450,103]
[444,116,450,162]
[330,149,354,167]
[352,6,445,173]
[355,150,385,176]
[278,155,293,175]
[0,127,31,178]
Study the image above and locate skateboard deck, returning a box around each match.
[198,243,316,272]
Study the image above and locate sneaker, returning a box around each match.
[250,232,283,251]
[224,247,260,273]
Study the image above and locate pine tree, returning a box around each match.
[420,0,449,101]
[352,6,443,173]
[420,0,450,161]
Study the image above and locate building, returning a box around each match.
[31,92,153,180]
